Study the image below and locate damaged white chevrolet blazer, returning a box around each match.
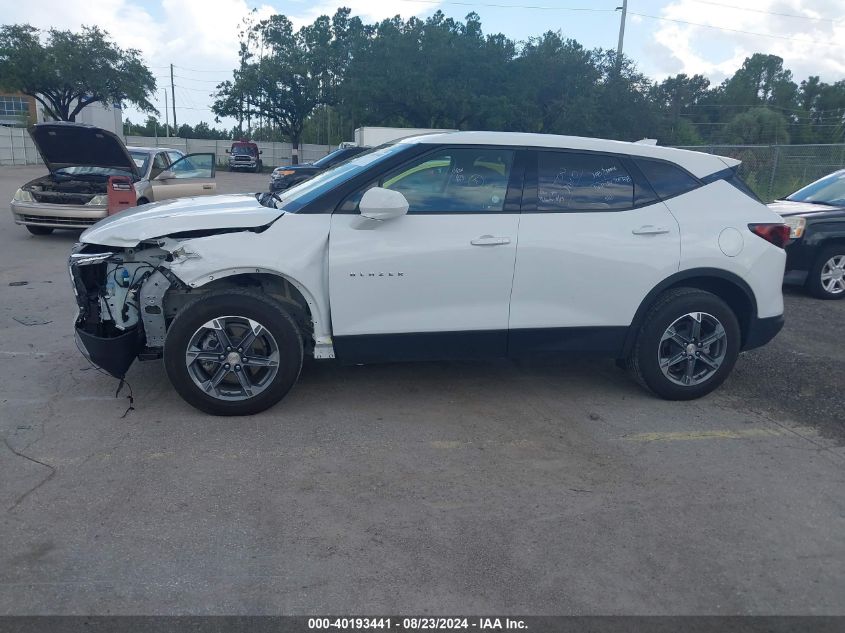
[70,131,788,415]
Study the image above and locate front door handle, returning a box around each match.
[471,235,511,246]
[632,225,670,235]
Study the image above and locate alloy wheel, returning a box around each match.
[658,312,728,387]
[820,255,845,295]
[185,316,280,401]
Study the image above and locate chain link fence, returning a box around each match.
[0,127,337,169]
[675,143,845,202]
[3,125,843,202]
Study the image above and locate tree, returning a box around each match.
[508,32,597,134]
[651,74,710,144]
[213,12,350,162]
[722,107,790,144]
[0,24,157,121]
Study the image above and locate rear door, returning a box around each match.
[328,145,524,361]
[508,150,680,354]
[151,153,216,201]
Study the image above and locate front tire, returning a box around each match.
[626,288,740,400]
[164,289,303,415]
[25,225,54,236]
[805,245,845,299]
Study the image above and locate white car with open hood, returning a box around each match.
[69,131,788,415]
[10,122,216,234]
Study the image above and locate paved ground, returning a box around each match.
[0,165,843,615]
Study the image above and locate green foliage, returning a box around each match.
[206,8,844,148]
[722,107,790,144]
[0,24,157,121]
[124,118,231,139]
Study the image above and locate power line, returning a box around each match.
[629,12,837,43]
[688,0,842,24]
[388,0,616,12]
[173,74,229,84]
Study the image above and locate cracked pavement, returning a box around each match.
[0,166,844,615]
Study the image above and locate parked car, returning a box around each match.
[10,122,216,234]
[269,145,368,191]
[769,170,845,299]
[226,140,262,172]
[69,131,787,415]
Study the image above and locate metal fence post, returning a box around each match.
[768,146,780,201]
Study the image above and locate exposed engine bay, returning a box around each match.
[70,242,173,377]
[24,173,110,205]
[69,235,315,379]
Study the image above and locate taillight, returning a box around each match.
[748,223,790,248]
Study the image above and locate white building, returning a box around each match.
[34,99,123,134]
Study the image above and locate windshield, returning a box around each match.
[312,148,353,168]
[786,170,845,206]
[232,145,256,155]
[272,144,410,212]
[129,151,150,175]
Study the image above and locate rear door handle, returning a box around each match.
[471,235,511,246]
[632,225,670,235]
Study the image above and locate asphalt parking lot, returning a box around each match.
[0,165,843,615]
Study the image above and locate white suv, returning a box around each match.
[69,132,788,415]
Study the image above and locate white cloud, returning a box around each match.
[647,0,845,83]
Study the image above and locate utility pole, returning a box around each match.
[616,0,628,64]
[170,63,177,132]
[164,89,170,137]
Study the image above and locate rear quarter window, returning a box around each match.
[635,159,700,200]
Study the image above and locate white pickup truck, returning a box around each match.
[70,131,787,415]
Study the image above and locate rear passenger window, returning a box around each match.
[538,152,634,211]
[636,159,700,200]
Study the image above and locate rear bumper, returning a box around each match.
[783,240,813,284]
[11,200,107,229]
[743,314,784,351]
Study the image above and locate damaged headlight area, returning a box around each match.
[70,242,175,378]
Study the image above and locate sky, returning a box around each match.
[4,0,845,129]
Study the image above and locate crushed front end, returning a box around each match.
[69,242,175,378]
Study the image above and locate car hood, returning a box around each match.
[768,199,845,218]
[29,122,139,177]
[81,194,283,247]
[274,163,314,172]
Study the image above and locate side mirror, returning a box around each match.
[155,170,174,180]
[259,150,263,155]
[359,187,409,221]
[225,149,230,153]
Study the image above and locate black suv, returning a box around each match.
[269,146,367,191]
[769,169,845,299]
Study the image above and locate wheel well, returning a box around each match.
[665,277,754,343]
[625,272,756,354]
[164,273,314,353]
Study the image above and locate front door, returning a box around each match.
[151,153,216,201]
[329,146,523,362]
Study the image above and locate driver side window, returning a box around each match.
[380,148,514,213]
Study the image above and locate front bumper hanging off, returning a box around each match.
[69,248,167,379]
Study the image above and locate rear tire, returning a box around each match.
[136,197,149,206]
[164,289,303,415]
[805,245,845,299]
[626,288,740,400]
[25,225,54,236]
